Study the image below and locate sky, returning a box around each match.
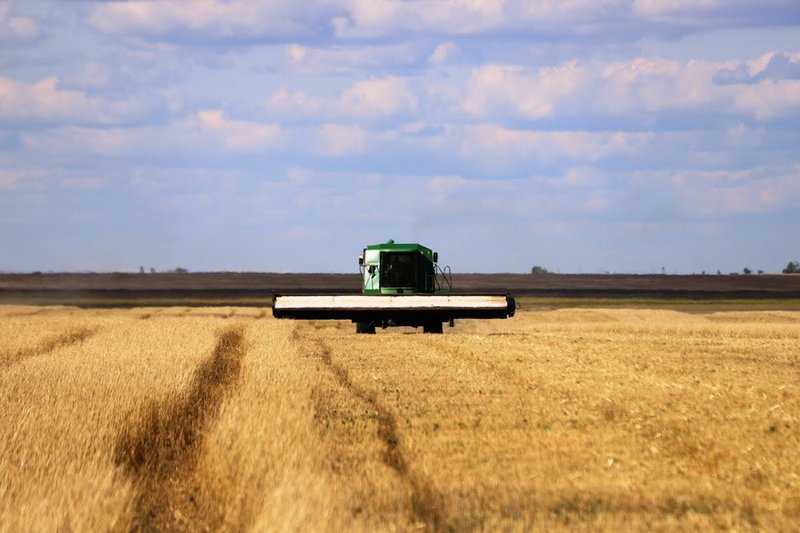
[1,1,799,274]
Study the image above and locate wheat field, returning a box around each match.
[1,304,798,531]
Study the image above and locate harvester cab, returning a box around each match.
[358,240,451,295]
[273,240,515,334]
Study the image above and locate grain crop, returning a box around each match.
[1,304,798,531]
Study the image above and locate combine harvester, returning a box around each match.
[272,240,515,333]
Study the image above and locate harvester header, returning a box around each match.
[273,240,515,333]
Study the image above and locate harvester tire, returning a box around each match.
[356,322,376,334]
[423,322,443,334]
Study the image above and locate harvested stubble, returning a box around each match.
[0,305,798,531]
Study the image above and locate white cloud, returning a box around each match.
[58,176,110,190]
[89,0,326,41]
[563,166,607,188]
[312,123,368,156]
[193,110,283,151]
[632,0,722,18]
[461,125,654,161]
[0,2,39,43]
[581,196,611,211]
[428,42,457,65]
[427,174,466,193]
[711,52,800,85]
[77,0,800,54]
[21,126,145,156]
[20,110,285,157]
[127,167,244,195]
[733,79,800,120]
[266,88,326,119]
[666,167,800,216]
[632,0,800,25]
[596,57,686,113]
[0,168,45,191]
[283,43,421,74]
[334,0,510,38]
[0,77,92,121]
[0,76,148,124]
[334,0,800,40]
[266,76,417,120]
[339,77,418,116]
[455,55,800,123]
[64,62,113,89]
[460,62,590,119]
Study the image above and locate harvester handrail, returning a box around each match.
[435,264,452,293]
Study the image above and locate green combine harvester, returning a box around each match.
[272,240,515,333]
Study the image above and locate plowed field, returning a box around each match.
[1,305,798,531]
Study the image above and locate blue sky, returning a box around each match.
[1,1,799,274]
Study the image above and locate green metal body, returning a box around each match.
[359,240,446,295]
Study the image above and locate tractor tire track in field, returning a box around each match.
[138,309,163,320]
[114,326,246,532]
[4,308,48,318]
[1,327,96,370]
[304,331,449,531]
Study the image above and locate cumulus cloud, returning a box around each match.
[335,0,800,41]
[731,79,800,121]
[0,77,91,122]
[339,77,418,116]
[597,56,800,120]
[266,76,417,120]
[427,174,467,193]
[561,166,607,188]
[752,52,800,81]
[64,62,114,89]
[714,52,800,85]
[0,2,39,44]
[460,125,654,161]
[282,43,422,75]
[88,0,339,42]
[428,42,457,65]
[632,0,800,26]
[21,126,146,157]
[662,167,800,216]
[312,123,368,156]
[459,62,590,119]
[332,0,509,38]
[266,88,326,120]
[0,76,150,124]
[422,173,521,215]
[453,55,800,124]
[192,110,283,152]
[20,111,284,158]
[0,168,46,191]
[85,0,800,45]
[595,57,719,115]
[633,0,724,18]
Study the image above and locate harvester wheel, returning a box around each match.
[356,322,376,334]
[423,322,443,334]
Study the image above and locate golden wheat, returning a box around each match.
[0,305,797,531]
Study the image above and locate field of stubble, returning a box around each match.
[1,304,798,531]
